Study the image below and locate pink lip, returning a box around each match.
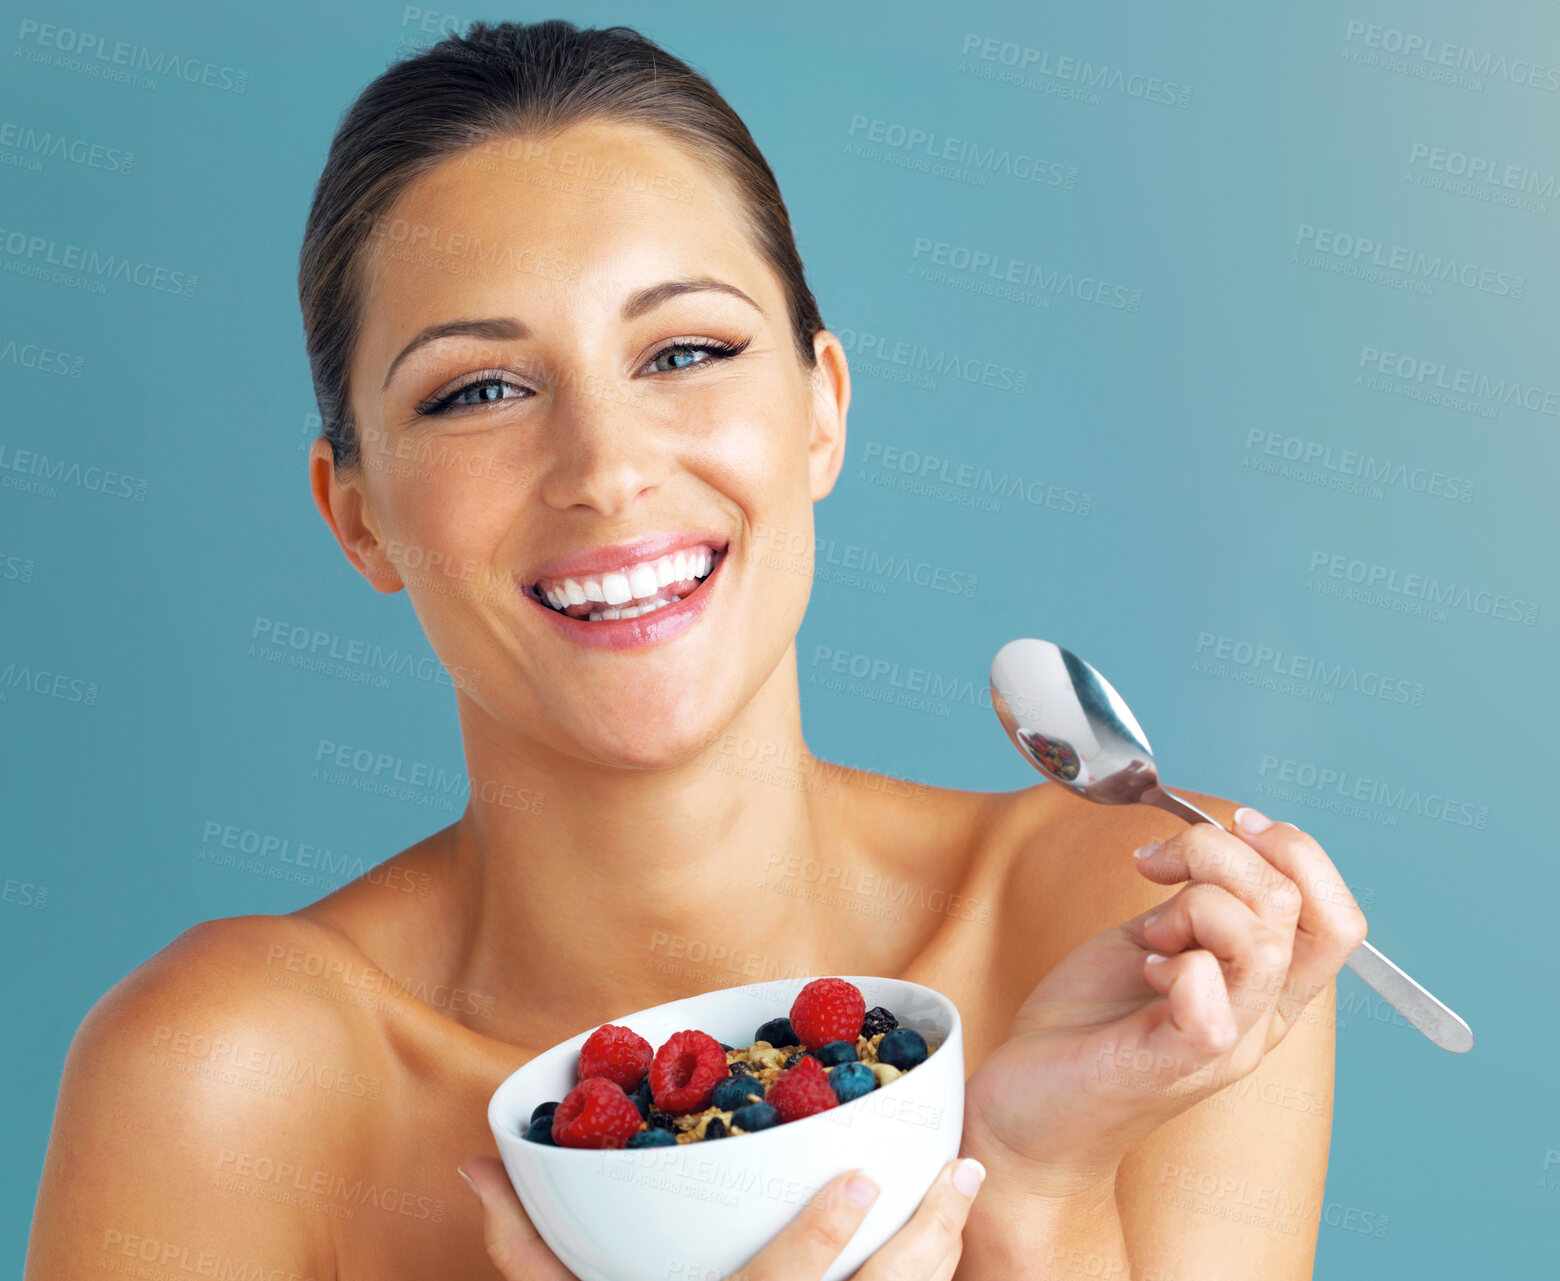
[523,545,727,650]
[525,531,730,587]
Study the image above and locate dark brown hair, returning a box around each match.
[298,19,824,470]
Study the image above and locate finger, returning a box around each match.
[1139,948,1240,1072]
[1226,808,1369,1023]
[855,1158,985,1281]
[1139,883,1291,1038]
[1133,821,1302,928]
[459,1156,576,1280]
[735,1168,880,1281]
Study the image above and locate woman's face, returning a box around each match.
[315,120,849,769]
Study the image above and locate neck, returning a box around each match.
[441,643,847,1046]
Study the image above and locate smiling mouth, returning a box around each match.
[526,543,727,622]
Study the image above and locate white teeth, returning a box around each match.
[535,544,722,617]
[601,571,633,605]
[628,563,660,598]
[588,596,675,622]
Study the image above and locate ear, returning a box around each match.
[805,329,850,502]
[307,436,403,594]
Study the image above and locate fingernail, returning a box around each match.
[1133,842,1162,860]
[457,1165,479,1199]
[953,1158,986,1198]
[1234,807,1273,834]
[845,1173,880,1209]
[1143,911,1160,929]
[1145,953,1169,964]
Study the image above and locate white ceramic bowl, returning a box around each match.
[488,975,964,1281]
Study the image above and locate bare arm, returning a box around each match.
[958,983,1334,1279]
[26,919,353,1281]
[948,783,1354,1273]
[1113,978,1335,1279]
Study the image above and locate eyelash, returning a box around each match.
[413,336,753,416]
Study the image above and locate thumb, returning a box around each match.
[458,1155,573,1280]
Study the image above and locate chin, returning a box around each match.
[585,720,724,773]
[538,691,735,773]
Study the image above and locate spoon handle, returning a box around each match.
[1151,786,1474,1054]
[1341,939,1474,1053]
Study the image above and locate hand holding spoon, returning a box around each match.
[990,637,1473,1053]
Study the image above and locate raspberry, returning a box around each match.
[577,1024,654,1091]
[550,1078,644,1149]
[789,978,866,1050]
[767,1055,838,1123]
[649,1029,729,1113]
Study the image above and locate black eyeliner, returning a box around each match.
[413,337,752,417]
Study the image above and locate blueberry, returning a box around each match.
[630,1075,652,1098]
[862,1006,899,1038]
[647,1110,678,1132]
[781,1050,805,1069]
[704,1117,728,1140]
[729,1101,781,1132]
[828,1061,876,1103]
[728,1059,755,1077]
[718,1042,734,1053]
[627,1128,678,1147]
[756,1017,796,1047]
[530,1100,560,1124]
[813,1040,857,1067]
[711,1076,763,1112]
[877,1027,928,1071]
[523,1116,557,1144]
[631,1090,651,1120]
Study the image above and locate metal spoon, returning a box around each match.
[990,637,1473,1054]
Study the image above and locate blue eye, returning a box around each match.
[645,337,751,375]
[415,337,751,416]
[455,379,524,406]
[416,375,528,416]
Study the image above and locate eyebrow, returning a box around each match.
[380,277,763,391]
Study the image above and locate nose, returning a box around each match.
[536,370,669,516]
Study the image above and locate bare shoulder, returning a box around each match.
[985,782,1243,954]
[26,914,377,1279]
[75,912,377,1070]
[810,759,1241,925]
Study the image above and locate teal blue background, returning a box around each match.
[2,1,1554,1275]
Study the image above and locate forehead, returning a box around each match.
[356,120,766,344]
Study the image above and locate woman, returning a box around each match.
[26,20,1366,1280]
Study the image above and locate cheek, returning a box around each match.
[694,383,815,518]
[365,453,526,598]
[714,429,819,619]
